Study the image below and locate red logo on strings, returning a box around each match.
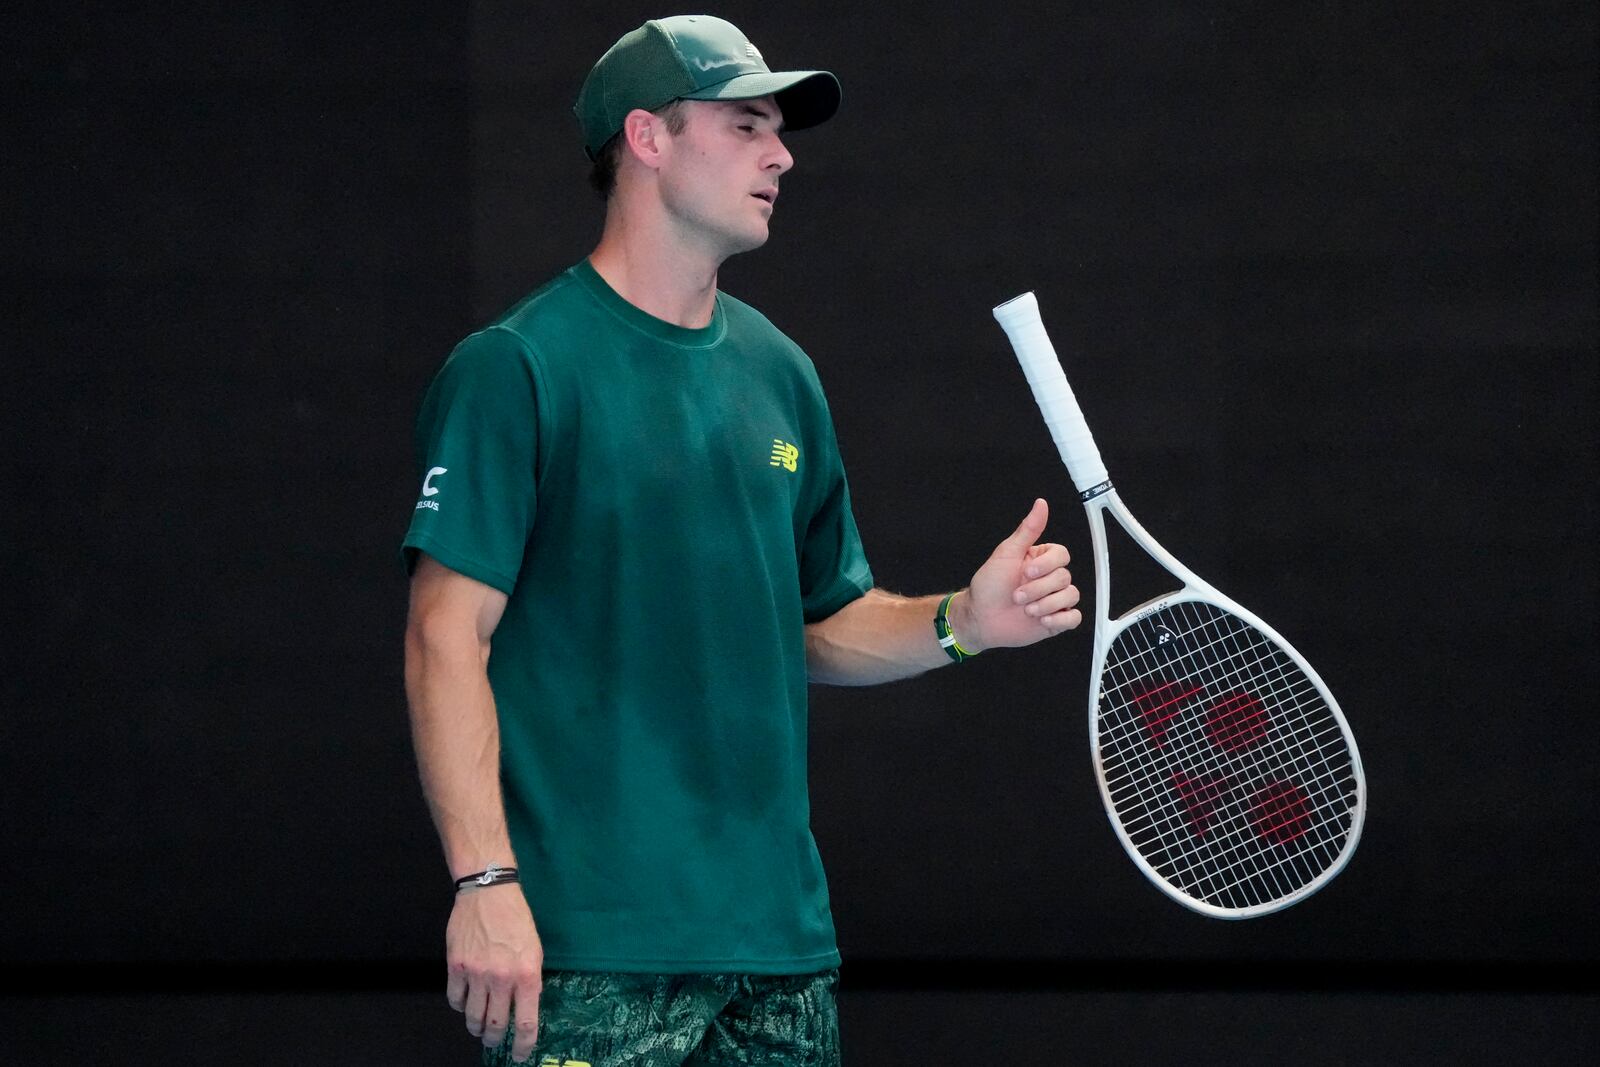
[1205,692,1269,752]
[1132,682,1202,747]
[1250,781,1312,845]
[1170,770,1230,838]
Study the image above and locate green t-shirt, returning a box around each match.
[403,260,873,973]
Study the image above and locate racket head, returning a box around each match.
[1085,495,1366,918]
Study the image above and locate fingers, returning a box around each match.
[994,498,1049,557]
[447,960,468,1013]
[481,979,513,1053]
[1018,543,1070,580]
[1010,539,1081,635]
[510,977,542,1063]
[1012,544,1073,604]
[1040,607,1084,632]
[1021,582,1082,621]
[462,971,490,1041]
[457,970,539,1060]
[1014,568,1076,609]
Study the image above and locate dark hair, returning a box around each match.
[589,100,688,199]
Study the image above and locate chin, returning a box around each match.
[721,227,771,257]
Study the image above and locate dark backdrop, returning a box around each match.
[4,0,1595,982]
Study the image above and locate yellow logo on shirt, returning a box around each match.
[769,439,799,472]
[539,1058,591,1067]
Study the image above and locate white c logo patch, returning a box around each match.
[422,467,448,496]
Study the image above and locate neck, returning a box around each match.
[588,199,724,329]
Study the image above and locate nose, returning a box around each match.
[765,132,794,176]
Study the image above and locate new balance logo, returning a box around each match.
[538,1058,591,1067]
[769,439,798,472]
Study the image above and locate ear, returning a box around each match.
[621,108,673,171]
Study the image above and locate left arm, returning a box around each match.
[805,498,1082,685]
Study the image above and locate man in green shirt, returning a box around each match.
[403,15,1082,1066]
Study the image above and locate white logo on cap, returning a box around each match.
[692,56,742,72]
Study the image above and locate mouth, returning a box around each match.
[751,189,777,205]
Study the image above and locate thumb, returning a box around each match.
[993,498,1049,559]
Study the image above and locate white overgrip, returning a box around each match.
[992,292,1109,493]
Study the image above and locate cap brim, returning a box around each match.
[680,70,841,131]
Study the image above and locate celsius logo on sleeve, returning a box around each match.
[416,466,447,510]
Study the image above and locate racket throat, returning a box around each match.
[1088,495,1189,624]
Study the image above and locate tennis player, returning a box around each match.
[402,15,1081,1066]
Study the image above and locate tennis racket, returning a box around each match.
[993,291,1365,918]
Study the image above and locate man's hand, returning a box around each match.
[955,498,1082,651]
[446,885,543,1063]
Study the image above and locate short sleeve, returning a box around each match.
[798,473,873,622]
[796,395,874,622]
[401,327,539,594]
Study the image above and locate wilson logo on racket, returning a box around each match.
[769,439,799,472]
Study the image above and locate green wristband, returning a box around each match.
[935,592,977,663]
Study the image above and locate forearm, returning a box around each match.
[805,588,979,686]
[405,624,517,879]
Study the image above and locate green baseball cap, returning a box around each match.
[574,15,841,160]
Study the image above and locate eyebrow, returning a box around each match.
[735,102,784,132]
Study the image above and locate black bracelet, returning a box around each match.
[454,864,519,892]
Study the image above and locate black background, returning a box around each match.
[4,0,1595,1022]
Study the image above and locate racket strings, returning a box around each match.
[1105,632,1348,841]
[1105,610,1343,779]
[1108,651,1348,818]
[1114,745,1344,907]
[1114,622,1351,907]
[1096,601,1359,912]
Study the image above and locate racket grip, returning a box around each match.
[993,292,1109,493]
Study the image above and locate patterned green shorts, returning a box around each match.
[482,969,840,1067]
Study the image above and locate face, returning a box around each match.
[655,96,794,259]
